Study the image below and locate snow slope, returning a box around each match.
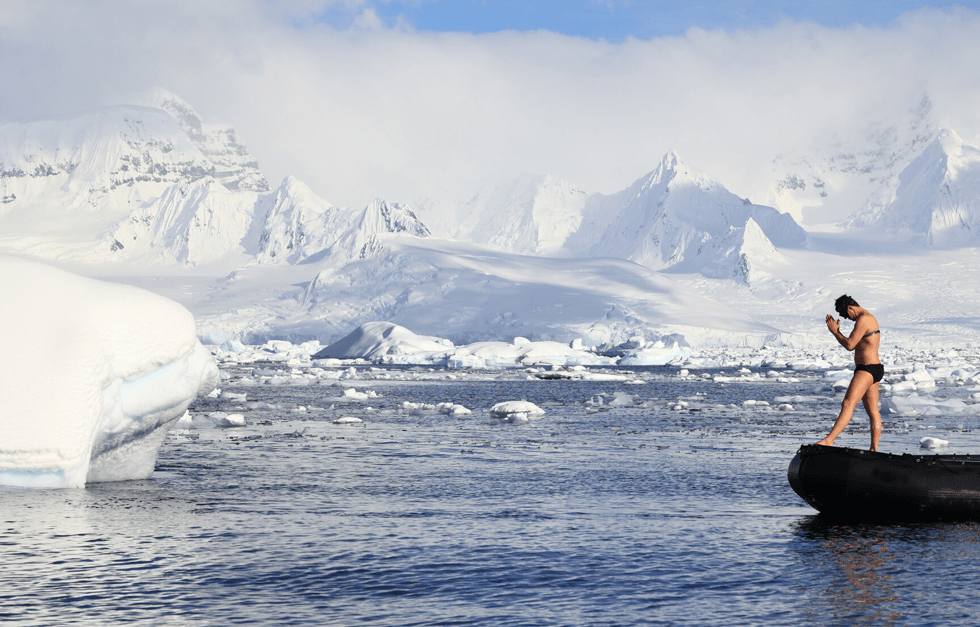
[176,234,788,348]
[842,130,980,248]
[448,174,589,255]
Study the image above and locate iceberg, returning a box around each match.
[0,256,218,488]
[313,321,452,360]
[619,341,691,366]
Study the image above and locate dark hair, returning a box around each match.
[834,294,859,318]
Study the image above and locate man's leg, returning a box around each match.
[816,371,875,447]
[863,381,881,452]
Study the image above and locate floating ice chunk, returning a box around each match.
[774,395,825,403]
[620,342,691,366]
[777,404,795,412]
[889,381,917,394]
[0,256,218,489]
[881,393,976,416]
[434,402,472,416]
[920,437,949,449]
[220,391,247,402]
[174,411,194,429]
[491,401,545,419]
[212,413,247,428]
[333,416,363,424]
[220,340,246,353]
[608,394,634,407]
[264,340,293,353]
[905,365,933,382]
[343,388,379,401]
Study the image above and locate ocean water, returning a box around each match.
[4,365,980,625]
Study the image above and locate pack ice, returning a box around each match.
[0,256,218,488]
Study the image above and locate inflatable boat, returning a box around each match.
[788,444,980,521]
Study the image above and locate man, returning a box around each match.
[815,295,883,451]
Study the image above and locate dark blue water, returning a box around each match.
[4,366,980,625]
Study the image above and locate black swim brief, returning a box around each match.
[855,364,884,383]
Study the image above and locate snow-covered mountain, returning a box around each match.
[841,130,980,248]
[132,89,269,193]
[10,90,980,349]
[449,174,588,255]
[0,91,429,268]
[565,151,806,282]
[422,152,805,284]
[763,95,939,224]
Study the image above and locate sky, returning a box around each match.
[303,0,969,40]
[2,1,980,220]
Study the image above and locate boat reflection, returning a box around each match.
[791,517,905,625]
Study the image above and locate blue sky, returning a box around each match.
[309,0,974,40]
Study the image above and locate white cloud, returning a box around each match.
[2,2,980,211]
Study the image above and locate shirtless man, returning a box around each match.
[815,295,883,451]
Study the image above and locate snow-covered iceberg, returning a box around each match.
[313,321,452,360]
[0,256,218,488]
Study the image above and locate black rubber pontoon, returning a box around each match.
[788,444,980,521]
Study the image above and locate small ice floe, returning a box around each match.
[220,339,247,353]
[402,401,435,412]
[774,395,825,404]
[920,437,949,449]
[881,393,974,417]
[333,416,363,424]
[490,401,545,424]
[437,402,472,416]
[174,410,194,429]
[607,393,635,407]
[220,391,247,402]
[207,388,221,398]
[777,404,795,412]
[343,388,379,400]
[210,412,247,428]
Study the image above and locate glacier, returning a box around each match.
[0,255,218,488]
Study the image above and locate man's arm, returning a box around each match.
[826,314,871,351]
